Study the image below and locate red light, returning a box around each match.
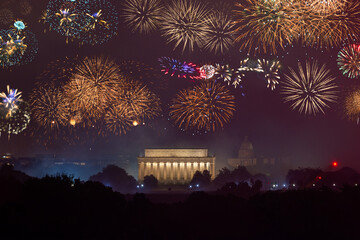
[317,176,322,180]
[332,162,338,167]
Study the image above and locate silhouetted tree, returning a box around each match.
[89,165,136,193]
[213,166,252,187]
[143,175,158,190]
[190,170,211,188]
[0,164,30,183]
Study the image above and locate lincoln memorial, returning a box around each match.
[138,149,216,184]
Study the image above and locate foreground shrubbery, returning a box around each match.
[1,165,360,239]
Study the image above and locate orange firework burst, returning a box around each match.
[117,79,161,121]
[309,0,345,14]
[345,89,360,124]
[301,0,360,48]
[63,56,121,121]
[105,104,134,135]
[170,81,235,132]
[281,61,338,115]
[30,83,70,130]
[232,0,299,54]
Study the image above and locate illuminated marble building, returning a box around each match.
[138,149,215,184]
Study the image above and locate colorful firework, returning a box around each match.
[337,44,360,79]
[30,83,70,131]
[0,23,38,67]
[79,0,118,45]
[105,104,134,135]
[0,85,22,118]
[45,0,84,40]
[170,81,235,132]
[0,103,30,136]
[160,0,210,52]
[44,0,118,44]
[159,57,201,79]
[345,89,360,124]
[121,0,163,34]
[232,0,298,54]
[282,61,338,115]
[117,79,162,121]
[203,8,234,54]
[258,59,281,90]
[0,29,27,67]
[63,56,121,120]
[200,64,216,79]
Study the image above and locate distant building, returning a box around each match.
[228,136,257,167]
[138,149,215,184]
[228,137,286,179]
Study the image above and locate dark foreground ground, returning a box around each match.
[1,173,360,240]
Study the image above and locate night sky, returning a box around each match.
[1,0,360,177]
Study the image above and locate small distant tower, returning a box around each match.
[228,136,257,168]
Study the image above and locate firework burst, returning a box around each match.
[232,0,298,54]
[117,80,161,121]
[302,0,360,48]
[281,61,338,115]
[203,8,234,54]
[200,64,216,79]
[0,103,30,136]
[0,85,22,118]
[258,59,281,90]
[170,81,235,131]
[310,0,345,14]
[122,0,163,34]
[215,64,232,83]
[345,89,360,124]
[105,104,134,135]
[337,44,360,79]
[63,56,121,120]
[30,83,70,131]
[160,0,210,52]
[79,0,119,45]
[45,0,83,40]
[214,64,244,88]
[159,57,201,79]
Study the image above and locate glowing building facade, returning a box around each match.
[138,149,215,184]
